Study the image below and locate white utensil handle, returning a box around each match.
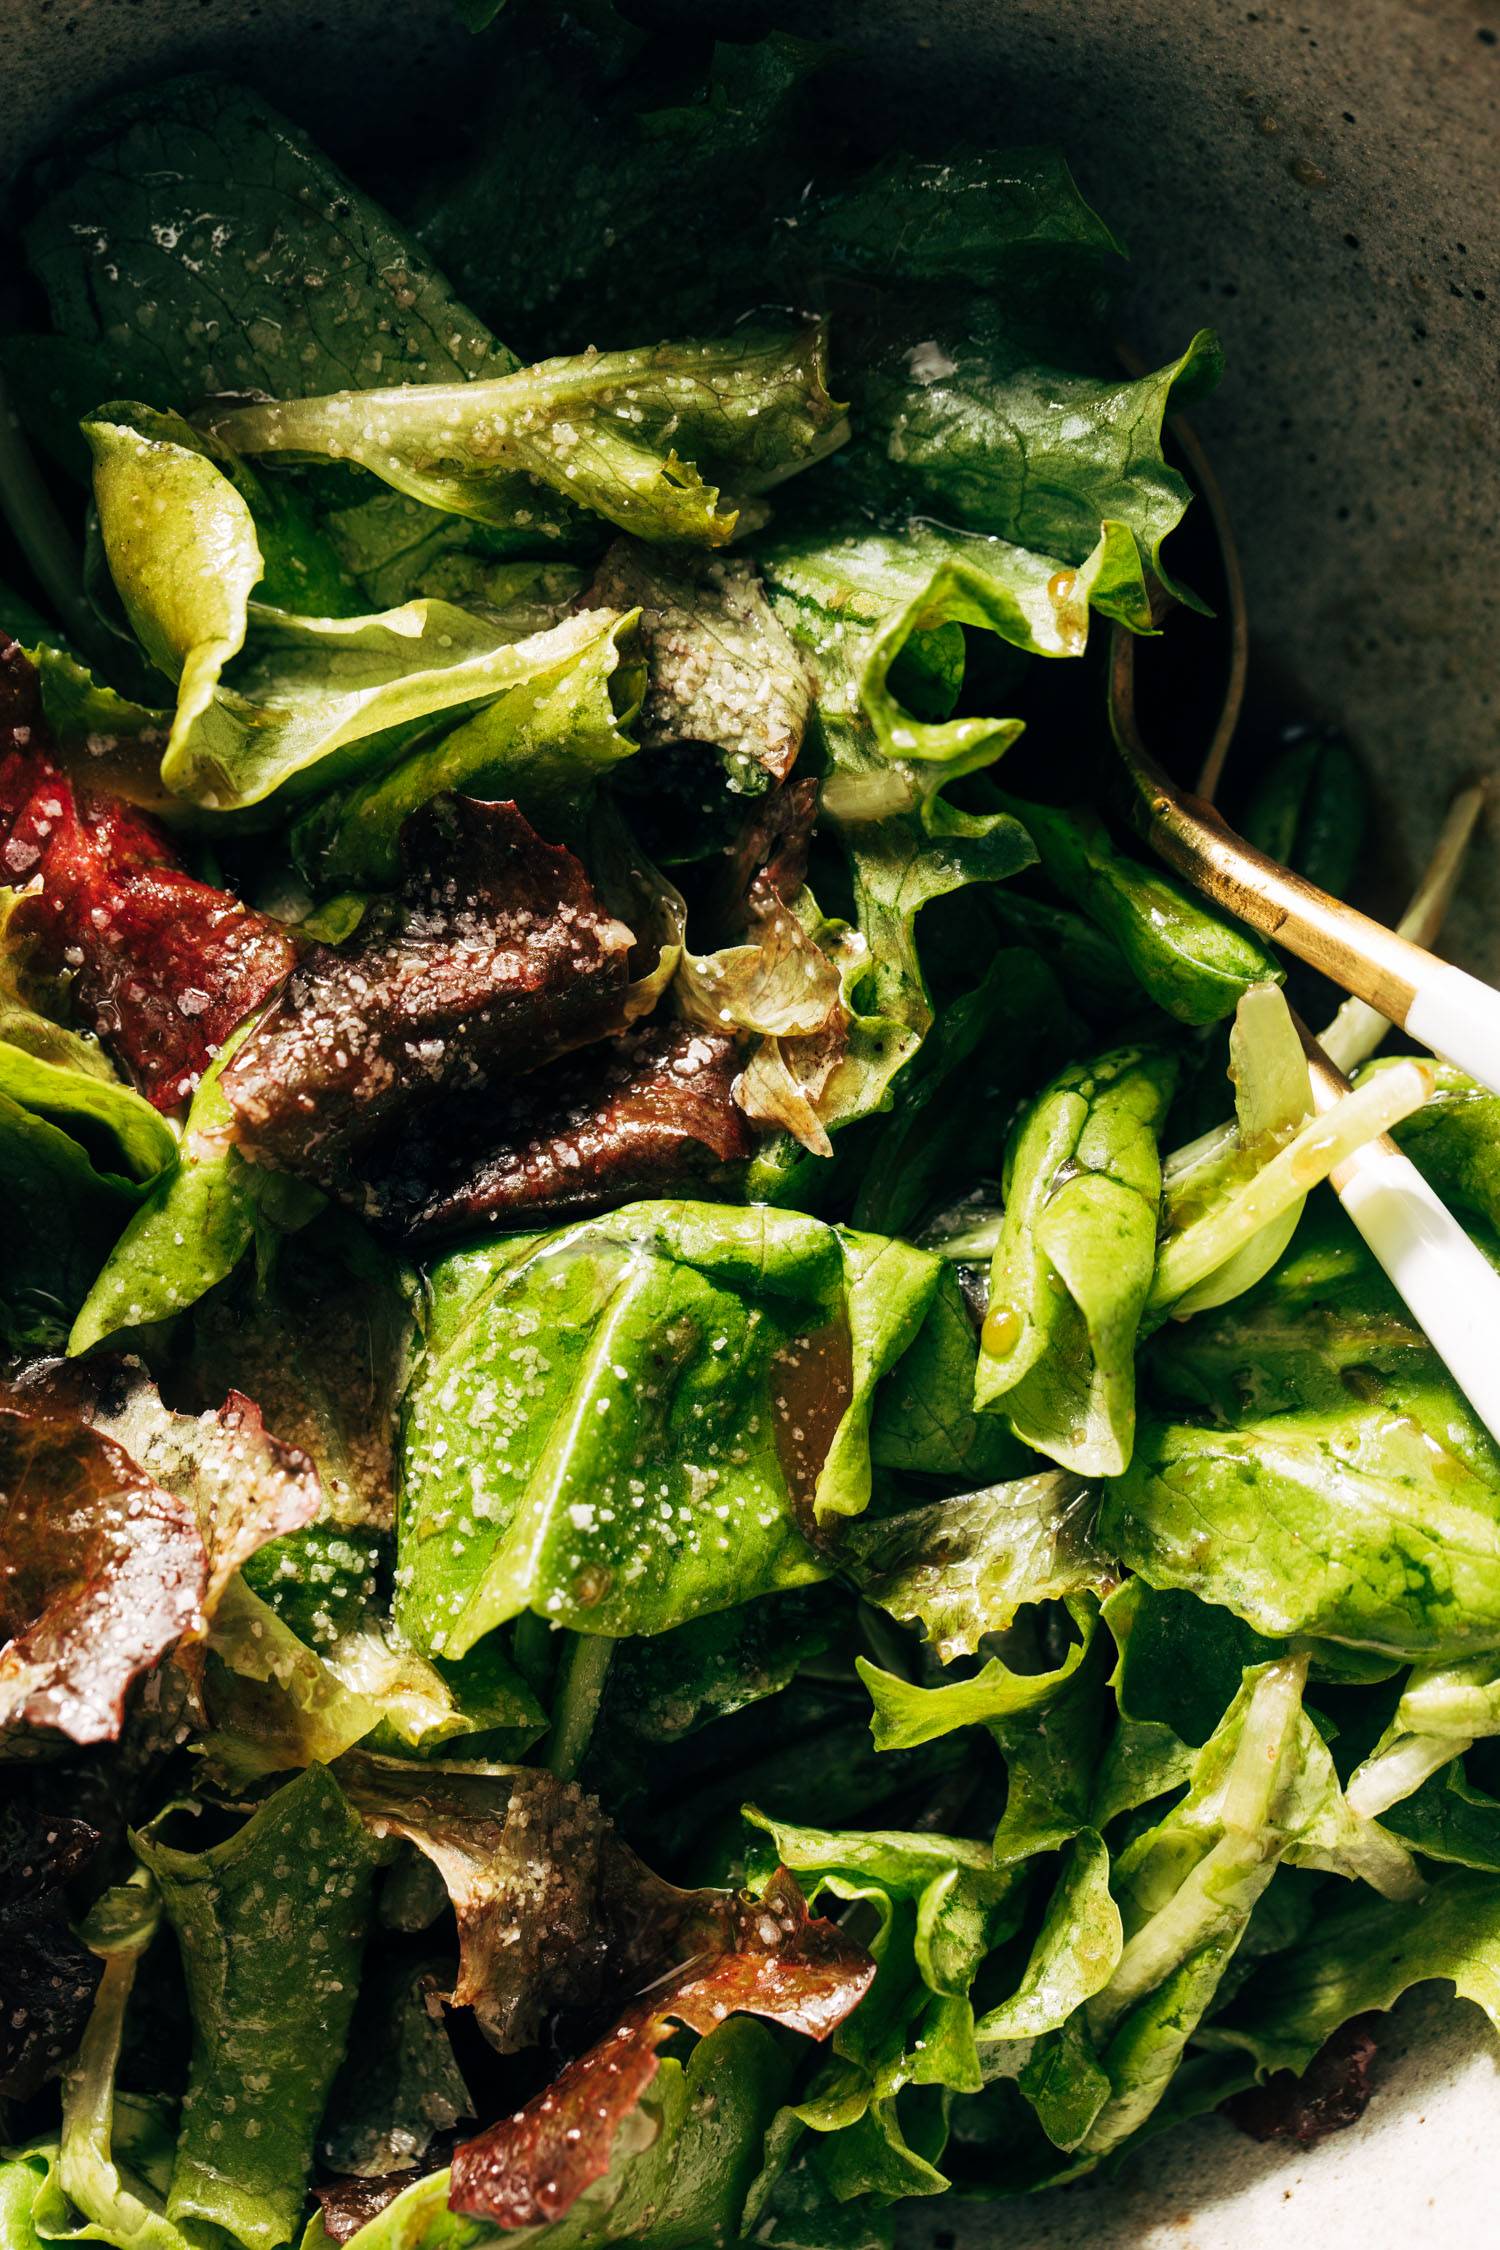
[1405,962,1500,1094]
[1332,1134,1500,1450]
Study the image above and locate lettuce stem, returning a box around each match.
[544,1631,614,1780]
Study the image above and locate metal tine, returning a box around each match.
[1108,620,1500,1097]
[1120,473,1500,1444]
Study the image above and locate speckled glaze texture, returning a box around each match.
[4,2,1499,2243]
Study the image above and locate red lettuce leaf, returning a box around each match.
[222,796,634,1193]
[0,642,295,1110]
[373,1018,752,1242]
[0,1802,102,2096]
[339,1759,692,2056]
[0,1398,206,1744]
[448,1865,873,2231]
[1222,2014,1380,2148]
[312,2160,449,2245]
[1,1360,321,1743]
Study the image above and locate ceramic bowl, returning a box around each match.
[6,3,1497,2242]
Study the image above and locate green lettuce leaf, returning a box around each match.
[1004,798,1280,1025]
[857,1599,1099,1754]
[410,8,825,350]
[1211,1866,1500,2077]
[68,1020,321,1356]
[85,409,630,811]
[747,1813,1024,2194]
[1240,727,1368,904]
[795,148,1123,283]
[868,1267,1032,1484]
[205,326,848,548]
[976,1830,1122,2043]
[851,946,1081,1240]
[43,1875,186,2250]
[289,607,643,888]
[132,1767,381,2250]
[1109,1208,1500,1659]
[842,1471,1105,1664]
[397,1202,941,1653]
[0,1094,138,1354]
[315,1955,469,2179]
[851,318,1221,620]
[1045,1657,1410,2157]
[12,74,506,463]
[976,1045,1176,1475]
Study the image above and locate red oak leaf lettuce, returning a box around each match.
[0,641,295,1109]
[339,1759,690,2055]
[0,1398,206,1743]
[373,1018,752,1242]
[0,1361,321,1743]
[0,1803,102,2096]
[222,795,634,1194]
[448,1865,873,2230]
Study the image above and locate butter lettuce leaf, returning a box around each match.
[12,73,505,463]
[396,1202,941,1652]
[132,1768,381,2250]
[206,326,848,549]
[1109,1207,1500,1658]
[976,1045,1176,1476]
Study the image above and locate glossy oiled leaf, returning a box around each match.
[176,594,633,816]
[377,1019,753,1244]
[396,1201,940,1652]
[1060,1658,1411,2157]
[842,1470,1105,1662]
[1005,798,1279,1025]
[16,77,504,423]
[853,318,1221,617]
[44,1873,187,2250]
[68,1017,322,1356]
[747,1812,1023,2186]
[976,1831,1121,2042]
[869,1266,1032,1485]
[291,607,644,888]
[206,326,848,548]
[448,1866,872,2230]
[760,548,1038,1140]
[0,1397,206,1744]
[223,796,634,1195]
[86,408,260,734]
[133,1768,382,2250]
[579,540,810,794]
[976,1045,1176,1475]
[1111,1211,1500,1659]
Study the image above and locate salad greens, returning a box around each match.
[1,9,1495,2248]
